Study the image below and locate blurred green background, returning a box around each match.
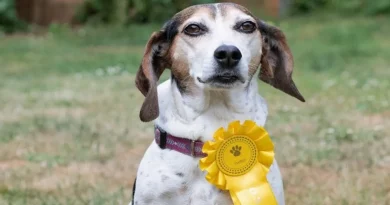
[1,0,389,204]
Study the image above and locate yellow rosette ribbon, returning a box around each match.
[199,120,277,205]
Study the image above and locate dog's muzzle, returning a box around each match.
[197,45,245,87]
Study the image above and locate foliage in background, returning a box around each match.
[76,0,390,25]
[0,0,26,33]
[75,0,114,24]
[334,0,390,15]
[291,0,390,15]
[76,0,216,25]
[291,0,328,13]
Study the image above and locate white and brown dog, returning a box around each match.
[131,3,305,205]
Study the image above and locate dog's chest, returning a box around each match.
[181,173,233,205]
[133,142,233,205]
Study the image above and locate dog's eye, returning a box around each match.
[237,21,256,33]
[184,24,206,36]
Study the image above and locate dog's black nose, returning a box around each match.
[214,45,242,68]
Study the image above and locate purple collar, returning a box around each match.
[155,126,207,158]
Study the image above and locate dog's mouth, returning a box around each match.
[197,72,245,88]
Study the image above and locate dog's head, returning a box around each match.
[136,3,305,122]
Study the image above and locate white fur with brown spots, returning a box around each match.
[131,3,305,205]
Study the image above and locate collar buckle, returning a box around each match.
[190,140,196,157]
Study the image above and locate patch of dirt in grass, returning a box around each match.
[353,111,390,130]
[0,160,29,171]
[0,140,35,160]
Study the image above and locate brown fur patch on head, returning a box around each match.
[218,3,255,18]
[168,5,217,94]
[248,53,262,78]
[171,4,217,24]
[169,37,194,93]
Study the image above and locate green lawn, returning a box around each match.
[1,15,390,205]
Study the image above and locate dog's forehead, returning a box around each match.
[171,4,215,25]
[173,3,255,25]
[218,3,254,18]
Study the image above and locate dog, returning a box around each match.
[131,3,305,205]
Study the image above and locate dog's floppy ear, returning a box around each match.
[258,20,305,102]
[136,21,177,122]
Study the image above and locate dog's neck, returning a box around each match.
[171,80,259,121]
[156,78,268,141]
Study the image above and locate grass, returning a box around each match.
[1,14,390,205]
